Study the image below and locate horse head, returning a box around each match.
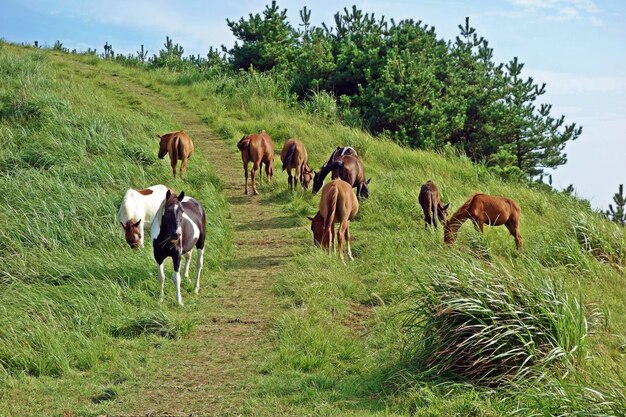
[307,213,324,247]
[438,202,450,224]
[157,134,169,159]
[162,190,186,244]
[358,178,371,199]
[312,170,325,194]
[121,219,142,249]
[301,164,314,190]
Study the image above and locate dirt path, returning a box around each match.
[69,62,301,415]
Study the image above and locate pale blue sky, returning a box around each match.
[3,0,625,209]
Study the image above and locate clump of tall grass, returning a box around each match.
[572,211,626,270]
[403,259,589,385]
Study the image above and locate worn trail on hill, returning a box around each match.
[69,61,301,415]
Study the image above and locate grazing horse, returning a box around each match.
[322,146,357,169]
[281,139,313,191]
[444,193,522,249]
[237,130,274,195]
[418,180,449,230]
[313,155,370,199]
[157,130,194,178]
[307,179,359,262]
[151,190,206,305]
[118,184,171,249]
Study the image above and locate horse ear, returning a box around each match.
[367,178,372,184]
[133,219,142,228]
[166,190,171,200]
[307,216,315,221]
[443,203,450,210]
[178,191,185,201]
[121,222,127,230]
[156,134,161,140]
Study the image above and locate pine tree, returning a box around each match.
[501,57,582,178]
[606,184,626,226]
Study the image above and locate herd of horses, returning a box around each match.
[118,129,523,304]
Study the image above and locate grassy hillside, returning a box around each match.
[1,42,624,416]
[0,43,230,415]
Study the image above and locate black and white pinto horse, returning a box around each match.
[322,146,357,169]
[151,190,206,305]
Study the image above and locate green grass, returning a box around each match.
[0,43,230,415]
[1,42,625,416]
[95,57,626,415]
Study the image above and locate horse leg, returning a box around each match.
[472,219,484,233]
[252,161,260,195]
[180,156,188,178]
[332,225,337,254]
[338,220,348,264]
[243,160,249,195]
[194,247,204,294]
[157,262,166,302]
[346,223,354,261]
[265,162,272,184]
[506,219,523,249]
[172,252,183,306]
[183,251,192,280]
[431,201,438,230]
[287,170,293,191]
[171,159,178,178]
[294,165,300,191]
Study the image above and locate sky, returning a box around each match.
[2,0,625,209]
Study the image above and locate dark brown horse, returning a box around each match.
[313,154,370,199]
[237,130,274,195]
[444,193,522,249]
[418,180,449,230]
[308,179,359,262]
[157,130,194,178]
[281,139,312,191]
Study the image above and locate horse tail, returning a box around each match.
[282,142,296,171]
[323,183,339,246]
[237,135,250,152]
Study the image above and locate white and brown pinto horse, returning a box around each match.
[118,184,171,249]
[308,179,359,262]
[151,190,206,305]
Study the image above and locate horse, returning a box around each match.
[151,190,206,305]
[237,130,274,195]
[307,179,359,262]
[313,154,370,199]
[444,193,522,249]
[118,184,171,249]
[418,180,449,230]
[280,139,313,191]
[322,146,357,169]
[157,130,194,178]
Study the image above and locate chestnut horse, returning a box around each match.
[313,154,370,199]
[237,130,274,195]
[118,184,172,249]
[444,193,522,249]
[308,179,359,262]
[418,180,449,230]
[281,139,313,191]
[157,130,194,178]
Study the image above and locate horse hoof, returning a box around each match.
[194,287,200,294]
[253,190,259,195]
[177,301,184,306]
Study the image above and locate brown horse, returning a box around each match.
[157,130,194,178]
[237,130,274,195]
[313,155,370,199]
[418,180,449,230]
[444,193,522,249]
[281,139,313,191]
[307,179,359,262]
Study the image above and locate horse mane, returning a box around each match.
[450,193,483,223]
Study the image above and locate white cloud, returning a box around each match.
[526,68,626,95]
[507,0,602,24]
